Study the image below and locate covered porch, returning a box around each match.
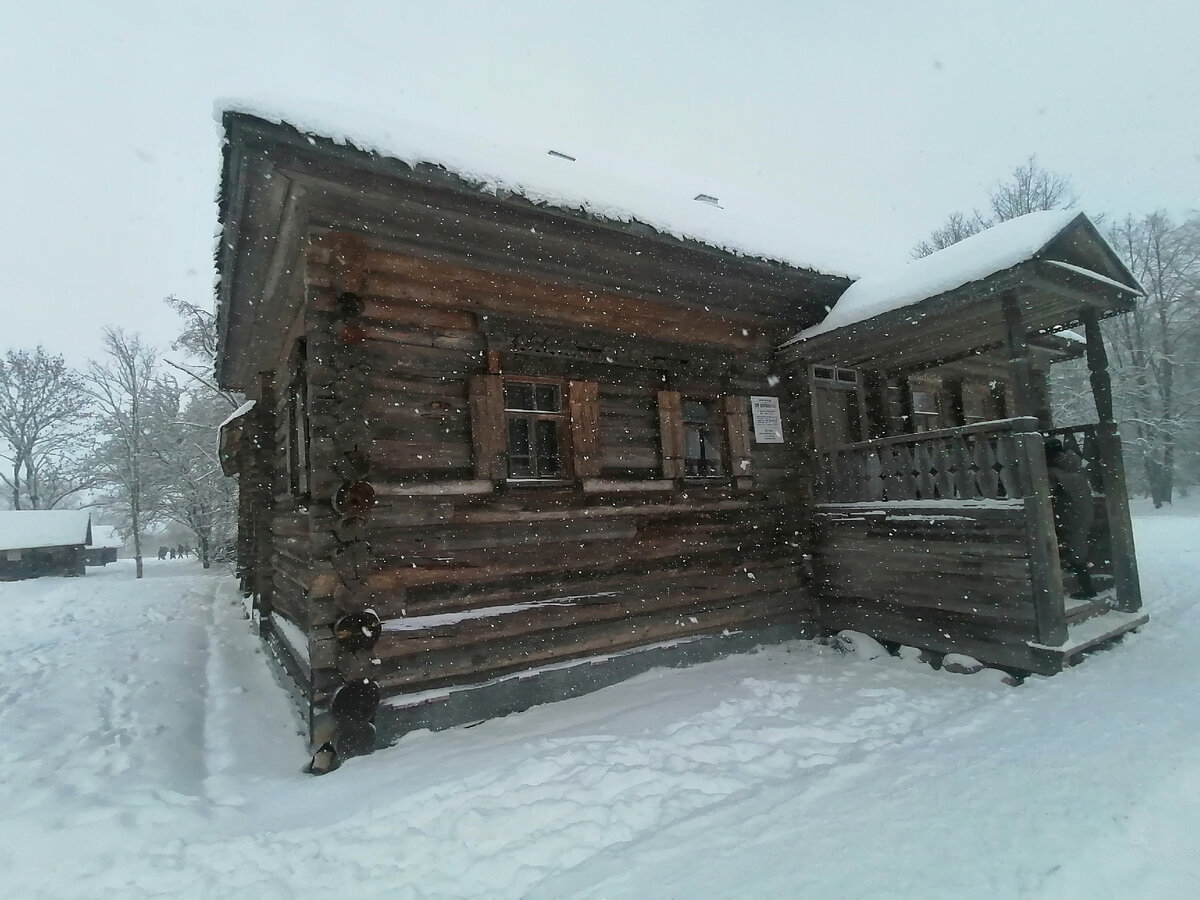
[782,211,1148,674]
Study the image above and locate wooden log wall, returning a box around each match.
[263,237,813,725]
[812,502,1052,671]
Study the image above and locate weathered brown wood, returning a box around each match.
[724,395,752,483]
[657,390,684,479]
[1013,430,1068,645]
[469,373,506,480]
[569,380,602,478]
[1082,307,1115,423]
[1002,292,1037,419]
[372,571,800,661]
[354,593,801,690]
[1094,422,1142,611]
[306,246,764,351]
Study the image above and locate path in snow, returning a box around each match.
[0,507,1196,898]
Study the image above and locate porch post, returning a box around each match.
[1002,293,1037,419]
[1016,422,1068,646]
[1083,308,1142,611]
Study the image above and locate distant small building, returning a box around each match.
[0,510,92,580]
[85,525,124,567]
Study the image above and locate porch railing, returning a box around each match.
[813,417,1042,504]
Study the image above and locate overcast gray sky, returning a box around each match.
[2,0,1197,367]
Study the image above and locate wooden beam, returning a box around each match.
[1082,307,1115,423]
[1002,292,1037,419]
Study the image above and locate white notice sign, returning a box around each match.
[750,396,785,443]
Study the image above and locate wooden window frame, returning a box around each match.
[810,365,865,449]
[285,339,311,500]
[502,375,573,483]
[681,396,726,478]
[659,390,752,486]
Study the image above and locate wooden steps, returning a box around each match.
[1029,608,1149,671]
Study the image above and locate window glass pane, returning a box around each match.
[505,382,535,411]
[534,383,559,412]
[813,366,834,381]
[836,369,858,383]
[535,419,561,475]
[912,391,937,414]
[702,431,723,474]
[682,399,711,423]
[507,416,530,457]
[684,423,722,476]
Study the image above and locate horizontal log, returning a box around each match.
[350,592,803,689]
[370,569,803,660]
[373,479,494,498]
[364,532,758,590]
[388,556,800,620]
[580,478,675,494]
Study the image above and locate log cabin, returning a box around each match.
[215,111,1147,769]
[0,510,91,580]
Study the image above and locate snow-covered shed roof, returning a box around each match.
[0,511,92,553]
[786,210,1141,347]
[88,525,125,550]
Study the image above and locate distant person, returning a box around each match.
[157,546,168,561]
[1045,438,1096,598]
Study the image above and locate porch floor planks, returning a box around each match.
[1028,609,1149,669]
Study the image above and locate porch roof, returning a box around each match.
[781,211,1142,372]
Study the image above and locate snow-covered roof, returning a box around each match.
[218,399,255,431]
[88,525,125,550]
[785,210,1117,346]
[0,510,91,553]
[219,100,861,279]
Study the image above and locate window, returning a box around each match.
[504,378,568,479]
[682,399,724,476]
[286,340,310,498]
[910,388,939,432]
[810,365,863,448]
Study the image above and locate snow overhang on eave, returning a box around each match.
[778,258,1138,373]
[212,109,854,392]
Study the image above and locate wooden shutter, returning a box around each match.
[657,390,684,478]
[568,380,602,478]
[469,374,506,480]
[723,395,752,487]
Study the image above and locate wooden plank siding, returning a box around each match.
[267,244,812,714]
[811,502,1065,673]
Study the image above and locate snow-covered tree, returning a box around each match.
[0,347,95,509]
[143,385,237,568]
[87,329,158,578]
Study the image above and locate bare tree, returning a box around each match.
[87,329,158,578]
[987,155,1077,221]
[912,211,987,258]
[913,155,1076,258]
[1104,212,1200,505]
[162,296,239,409]
[0,347,94,509]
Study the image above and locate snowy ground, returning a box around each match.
[1,507,1198,899]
